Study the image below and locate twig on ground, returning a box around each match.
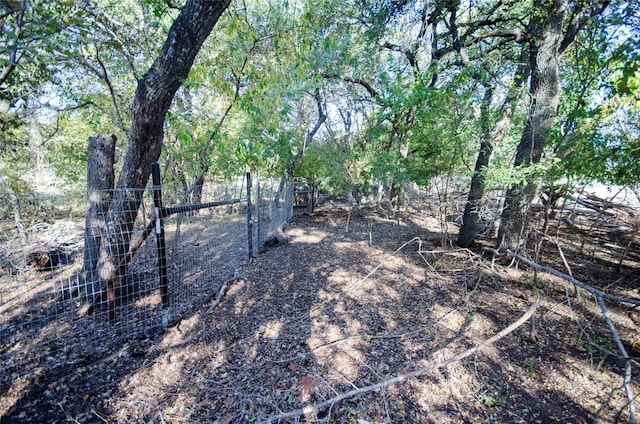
[207,280,230,313]
[481,246,500,268]
[344,237,421,296]
[91,409,110,423]
[554,243,572,278]
[257,302,540,424]
[291,237,423,325]
[307,328,425,351]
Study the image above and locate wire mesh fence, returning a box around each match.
[0,168,293,392]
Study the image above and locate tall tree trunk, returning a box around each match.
[83,134,116,298]
[189,174,205,204]
[457,84,494,247]
[497,0,568,251]
[458,48,529,247]
[188,157,209,205]
[94,0,230,319]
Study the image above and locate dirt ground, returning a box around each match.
[2,201,640,423]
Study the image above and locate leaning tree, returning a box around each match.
[84,0,231,319]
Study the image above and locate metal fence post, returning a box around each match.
[286,174,294,220]
[246,171,254,258]
[151,162,169,313]
[256,169,261,250]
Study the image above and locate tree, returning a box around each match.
[552,3,640,188]
[457,50,529,247]
[0,0,89,236]
[497,0,613,250]
[90,0,231,319]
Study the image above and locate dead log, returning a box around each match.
[26,249,69,271]
[83,134,116,298]
[258,226,288,253]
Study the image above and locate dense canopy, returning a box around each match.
[0,0,638,248]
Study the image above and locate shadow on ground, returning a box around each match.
[2,204,638,423]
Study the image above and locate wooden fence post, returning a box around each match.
[83,134,116,299]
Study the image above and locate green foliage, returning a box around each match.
[45,115,92,184]
[296,139,356,198]
[0,1,106,105]
[0,0,637,225]
[359,74,479,192]
[0,110,25,152]
[0,110,38,224]
[404,85,478,186]
[549,7,640,187]
[476,391,506,408]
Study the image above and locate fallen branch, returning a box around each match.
[506,250,640,306]
[507,250,638,423]
[258,301,540,424]
[597,296,637,423]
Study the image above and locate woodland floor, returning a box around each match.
[2,199,640,423]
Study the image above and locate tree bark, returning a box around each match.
[457,84,494,247]
[189,174,206,204]
[83,134,116,298]
[497,0,569,251]
[94,0,230,320]
[458,48,529,247]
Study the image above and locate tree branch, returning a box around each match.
[258,301,540,424]
[282,89,327,178]
[597,296,637,423]
[559,0,611,56]
[473,28,528,44]
[381,41,417,70]
[506,250,640,306]
[0,5,24,88]
[506,248,639,421]
[96,49,129,136]
[165,0,182,10]
[321,72,378,98]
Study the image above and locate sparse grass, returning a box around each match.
[523,357,537,379]
[475,390,505,408]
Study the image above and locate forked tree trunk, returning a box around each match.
[82,134,116,298]
[188,157,208,205]
[458,49,528,247]
[457,85,494,247]
[275,90,326,206]
[93,0,230,320]
[190,174,205,204]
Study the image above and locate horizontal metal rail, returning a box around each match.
[161,197,246,218]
